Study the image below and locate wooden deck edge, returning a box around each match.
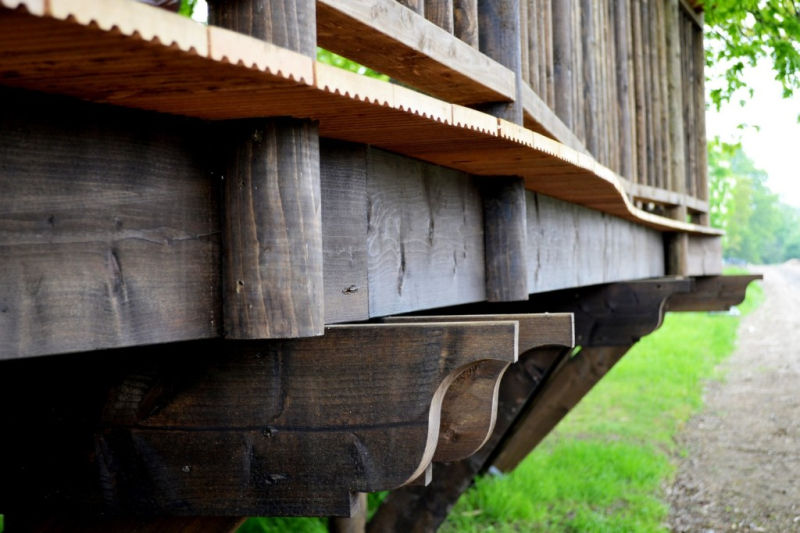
[0,0,720,236]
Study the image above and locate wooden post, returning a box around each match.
[480,176,529,302]
[580,0,599,155]
[551,0,573,129]
[453,0,479,47]
[614,0,635,180]
[397,0,424,14]
[209,0,324,339]
[425,0,454,33]
[693,14,709,224]
[478,0,523,124]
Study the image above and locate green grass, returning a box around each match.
[439,279,763,532]
[239,279,763,533]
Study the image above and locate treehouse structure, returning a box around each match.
[0,0,759,531]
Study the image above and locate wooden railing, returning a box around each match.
[319,0,710,223]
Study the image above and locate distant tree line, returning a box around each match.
[708,138,800,263]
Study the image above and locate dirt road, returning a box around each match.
[668,262,800,532]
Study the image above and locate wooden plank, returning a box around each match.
[580,0,599,156]
[666,274,762,312]
[525,193,665,293]
[316,0,515,104]
[384,313,573,462]
[631,0,647,185]
[453,0,478,47]
[0,89,220,360]
[366,149,486,317]
[666,0,686,195]
[685,234,722,275]
[477,0,523,123]
[521,82,589,155]
[693,15,709,212]
[479,177,529,301]
[320,139,369,324]
[0,323,519,517]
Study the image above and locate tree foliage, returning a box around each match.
[708,137,800,262]
[702,0,800,109]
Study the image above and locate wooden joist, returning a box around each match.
[0,0,719,236]
[369,278,691,531]
[0,322,519,517]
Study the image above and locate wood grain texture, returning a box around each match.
[220,118,323,338]
[477,0,523,123]
[453,0,478,47]
[0,89,220,360]
[665,0,686,195]
[425,0,453,33]
[479,177,529,302]
[368,346,572,533]
[320,139,369,324]
[666,274,762,312]
[317,0,515,104]
[491,345,632,471]
[0,2,719,237]
[366,149,486,317]
[551,0,574,129]
[685,234,722,276]
[384,313,573,462]
[525,192,665,293]
[0,323,518,517]
[211,0,323,339]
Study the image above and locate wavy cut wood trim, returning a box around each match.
[0,0,719,236]
[383,313,574,463]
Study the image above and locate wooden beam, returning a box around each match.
[666,274,762,312]
[0,322,518,517]
[477,0,523,123]
[383,313,574,462]
[316,0,514,104]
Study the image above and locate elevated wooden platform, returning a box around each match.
[0,0,719,236]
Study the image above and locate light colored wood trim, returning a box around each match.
[621,179,709,213]
[520,81,589,155]
[316,0,515,105]
[0,0,720,236]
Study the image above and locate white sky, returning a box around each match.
[705,61,800,208]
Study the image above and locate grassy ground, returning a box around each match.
[240,278,762,533]
[440,279,763,532]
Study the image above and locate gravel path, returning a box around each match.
[668,262,800,532]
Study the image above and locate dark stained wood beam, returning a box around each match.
[0,322,518,518]
[666,274,762,312]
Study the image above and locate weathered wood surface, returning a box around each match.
[666,275,762,312]
[551,0,574,129]
[0,1,719,236]
[210,0,323,339]
[321,140,369,323]
[685,234,723,276]
[366,149,486,317]
[453,0,478,47]
[525,192,665,293]
[383,314,573,463]
[0,323,518,517]
[0,89,220,360]
[477,0,523,123]
[425,0,453,33]
[317,0,515,104]
[329,493,367,533]
[480,177,529,302]
[17,516,245,533]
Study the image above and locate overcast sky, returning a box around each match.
[705,61,800,208]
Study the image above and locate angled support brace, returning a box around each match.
[368,278,690,532]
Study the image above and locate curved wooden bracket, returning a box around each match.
[666,274,762,312]
[385,313,573,463]
[90,322,517,516]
